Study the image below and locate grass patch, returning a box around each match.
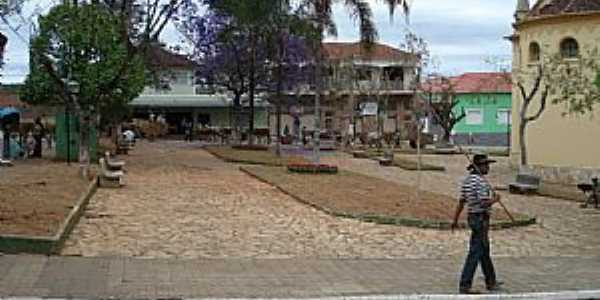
[241,166,534,230]
[206,146,306,166]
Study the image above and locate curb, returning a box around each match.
[0,177,98,254]
[4,290,600,300]
[185,290,600,299]
[205,148,283,166]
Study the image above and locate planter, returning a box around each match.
[0,178,98,254]
[231,144,269,151]
[352,150,370,159]
[287,163,338,174]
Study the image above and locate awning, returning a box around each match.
[0,107,20,124]
[129,94,269,108]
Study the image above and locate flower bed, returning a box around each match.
[231,144,269,151]
[287,163,338,174]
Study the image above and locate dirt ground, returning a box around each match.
[0,159,90,236]
[242,166,527,225]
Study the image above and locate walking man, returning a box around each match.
[451,153,503,294]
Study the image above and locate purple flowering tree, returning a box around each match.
[177,3,312,144]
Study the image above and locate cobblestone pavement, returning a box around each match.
[61,141,600,259]
[322,152,600,257]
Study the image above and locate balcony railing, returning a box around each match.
[288,79,411,94]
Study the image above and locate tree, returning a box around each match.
[515,50,600,166]
[21,3,145,175]
[418,75,466,144]
[179,8,272,144]
[297,0,410,164]
[179,0,311,147]
[265,1,316,156]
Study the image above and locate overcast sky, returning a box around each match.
[0,0,517,84]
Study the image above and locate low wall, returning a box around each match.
[523,165,600,185]
[521,165,599,202]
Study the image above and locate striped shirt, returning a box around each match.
[459,173,492,213]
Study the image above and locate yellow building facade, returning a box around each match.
[510,0,600,182]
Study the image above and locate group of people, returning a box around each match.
[1,117,49,160]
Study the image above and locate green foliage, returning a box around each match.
[543,49,600,116]
[21,3,144,124]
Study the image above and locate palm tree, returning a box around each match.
[299,0,410,164]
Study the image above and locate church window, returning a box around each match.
[529,42,540,62]
[560,38,579,59]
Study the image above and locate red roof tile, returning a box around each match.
[529,0,600,17]
[0,90,26,108]
[323,42,415,62]
[423,73,512,94]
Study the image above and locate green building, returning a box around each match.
[429,73,512,147]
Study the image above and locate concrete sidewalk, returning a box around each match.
[0,255,599,299]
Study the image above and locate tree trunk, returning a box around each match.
[275,32,285,157]
[442,128,451,143]
[77,110,90,179]
[313,28,324,165]
[232,93,242,144]
[248,33,257,146]
[519,119,528,166]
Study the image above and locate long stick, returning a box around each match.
[421,96,516,223]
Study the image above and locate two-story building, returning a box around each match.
[130,47,268,134]
[270,42,419,141]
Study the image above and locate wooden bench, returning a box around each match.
[509,174,540,194]
[98,158,124,188]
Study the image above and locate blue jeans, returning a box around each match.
[459,212,496,290]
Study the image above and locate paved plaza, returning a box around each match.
[61,141,600,259]
[0,140,590,298]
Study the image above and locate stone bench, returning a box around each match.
[104,152,125,171]
[509,174,540,194]
[378,150,394,166]
[0,158,13,167]
[98,158,124,188]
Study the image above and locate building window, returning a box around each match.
[465,109,483,125]
[173,71,190,85]
[561,38,579,59]
[529,42,540,62]
[496,109,511,125]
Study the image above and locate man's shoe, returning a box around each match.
[459,288,482,294]
[487,281,505,291]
